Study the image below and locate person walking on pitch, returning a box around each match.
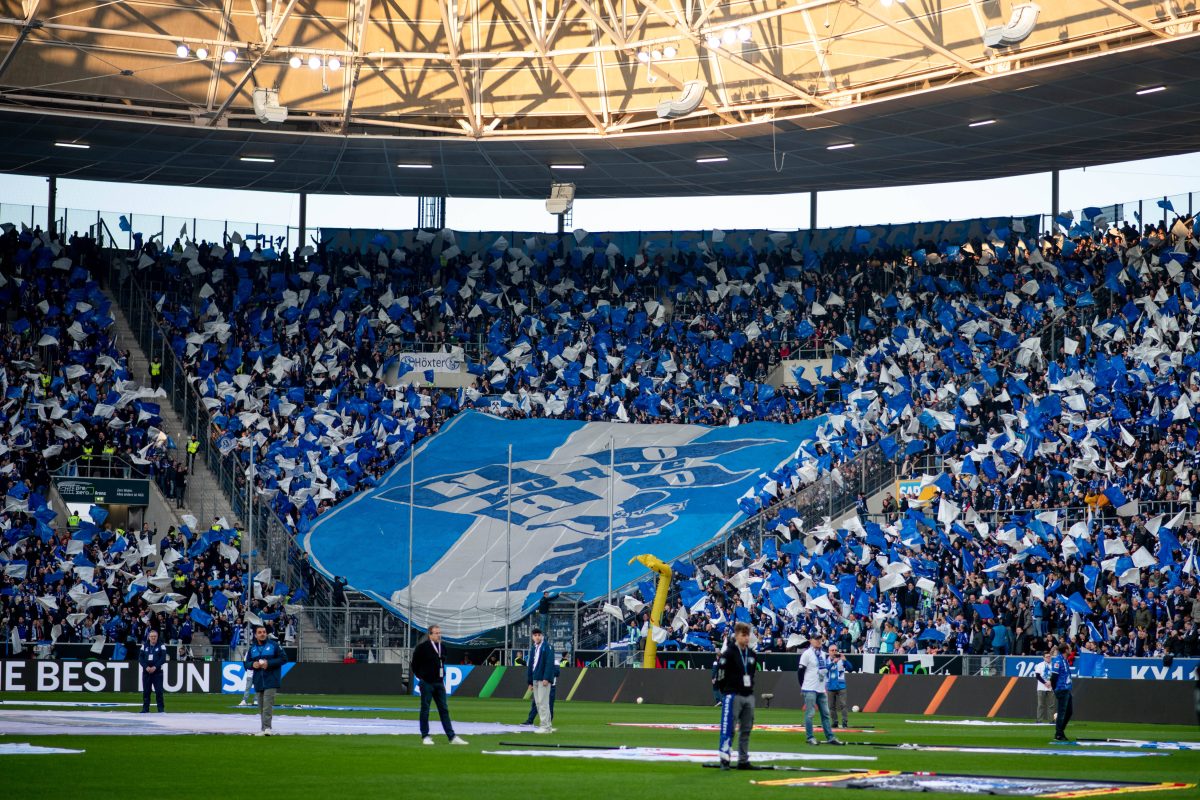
[825,644,851,729]
[411,624,468,745]
[244,625,288,736]
[1050,643,1074,741]
[1033,650,1055,724]
[527,628,555,733]
[799,631,843,745]
[716,622,757,770]
[139,629,168,713]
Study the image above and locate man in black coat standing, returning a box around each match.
[411,624,468,746]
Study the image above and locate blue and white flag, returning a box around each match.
[304,410,818,640]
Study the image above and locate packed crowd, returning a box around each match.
[8,204,1200,665]
[607,210,1200,661]
[0,224,296,656]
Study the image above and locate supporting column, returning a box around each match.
[810,190,818,230]
[298,191,307,249]
[47,176,57,238]
[1050,169,1060,222]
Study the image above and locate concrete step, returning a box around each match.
[103,286,240,530]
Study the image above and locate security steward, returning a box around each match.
[139,629,168,713]
[187,435,199,471]
[149,358,162,391]
[715,621,757,770]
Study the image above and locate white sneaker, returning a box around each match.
[534,727,551,735]
[264,729,275,736]
[450,736,469,745]
[253,731,267,737]
[422,736,435,745]
[237,702,248,707]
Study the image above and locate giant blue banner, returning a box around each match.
[1003,655,1200,681]
[303,410,819,640]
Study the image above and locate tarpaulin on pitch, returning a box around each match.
[304,411,818,639]
[755,771,1194,796]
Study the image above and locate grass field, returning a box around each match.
[2,692,1199,799]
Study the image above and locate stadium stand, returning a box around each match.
[3,204,1199,664]
[0,224,298,658]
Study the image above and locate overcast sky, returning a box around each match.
[2,151,1197,235]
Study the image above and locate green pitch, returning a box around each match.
[2,693,1199,799]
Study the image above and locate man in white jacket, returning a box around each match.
[798,631,843,746]
[1032,650,1055,723]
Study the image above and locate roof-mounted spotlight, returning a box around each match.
[663,45,677,58]
[308,55,322,70]
[176,43,189,58]
[705,34,721,49]
[196,46,208,59]
[223,48,237,62]
[737,26,752,42]
[637,50,650,63]
[328,56,341,71]
[289,55,302,68]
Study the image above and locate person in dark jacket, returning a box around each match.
[526,628,555,733]
[715,621,756,770]
[410,624,468,745]
[244,625,288,735]
[139,629,168,713]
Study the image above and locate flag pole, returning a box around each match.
[506,444,513,663]
[407,444,415,649]
[607,436,614,663]
[247,437,254,603]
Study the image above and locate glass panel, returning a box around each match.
[194,216,225,246]
[129,213,163,244]
[163,216,192,248]
[31,204,48,233]
[98,211,130,249]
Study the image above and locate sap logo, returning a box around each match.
[410,666,473,696]
[1130,665,1189,681]
[221,662,297,694]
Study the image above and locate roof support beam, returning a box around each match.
[209,0,300,126]
[853,3,987,77]
[341,0,374,133]
[437,0,481,136]
[511,2,607,133]
[1093,0,1170,38]
[575,0,736,124]
[0,0,41,82]
[640,0,830,109]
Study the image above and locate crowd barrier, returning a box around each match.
[3,660,1193,724]
[455,666,1195,726]
[0,659,408,695]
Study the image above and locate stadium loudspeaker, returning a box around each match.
[252,88,288,124]
[656,80,706,120]
[983,3,1040,48]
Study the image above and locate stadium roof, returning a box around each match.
[1,1,1199,199]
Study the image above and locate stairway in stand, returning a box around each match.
[104,286,240,531]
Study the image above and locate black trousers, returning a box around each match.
[418,681,455,739]
[1054,689,1073,738]
[142,669,164,712]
